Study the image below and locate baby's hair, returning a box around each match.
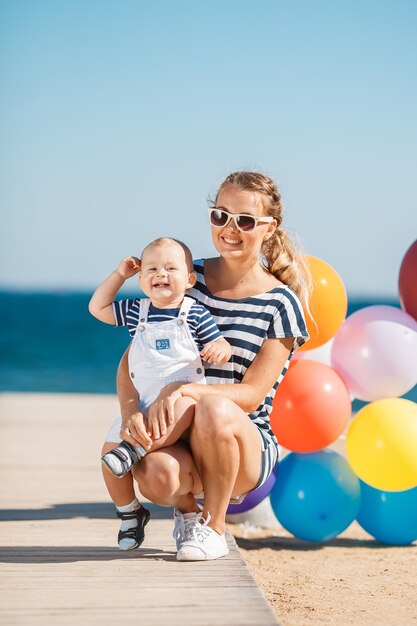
[141,237,194,273]
[216,171,312,313]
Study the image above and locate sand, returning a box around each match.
[1,393,416,626]
[231,522,416,626]
[227,439,416,625]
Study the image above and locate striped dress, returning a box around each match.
[188,259,309,484]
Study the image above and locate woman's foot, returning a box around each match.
[172,509,200,551]
[176,512,229,561]
[116,499,150,550]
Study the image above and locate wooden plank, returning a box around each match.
[0,393,281,625]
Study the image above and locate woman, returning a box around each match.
[101,171,310,561]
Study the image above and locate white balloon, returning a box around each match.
[301,337,334,367]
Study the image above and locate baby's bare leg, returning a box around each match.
[101,444,137,506]
[146,397,196,451]
[101,397,196,549]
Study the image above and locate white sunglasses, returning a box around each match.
[208,207,274,232]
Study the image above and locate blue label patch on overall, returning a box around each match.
[155,339,170,350]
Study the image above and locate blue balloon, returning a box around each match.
[357,481,417,545]
[269,450,360,542]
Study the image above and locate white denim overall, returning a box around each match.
[105,296,206,443]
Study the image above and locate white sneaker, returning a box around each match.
[172,509,199,550]
[176,512,229,561]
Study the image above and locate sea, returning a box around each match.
[1,291,416,407]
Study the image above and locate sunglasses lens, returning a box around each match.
[210,209,228,227]
[236,215,256,231]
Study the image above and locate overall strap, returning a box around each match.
[178,296,195,319]
[138,298,151,323]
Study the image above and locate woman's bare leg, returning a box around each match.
[189,395,263,535]
[132,442,202,513]
[130,396,263,532]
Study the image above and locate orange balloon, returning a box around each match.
[270,360,351,452]
[300,256,348,351]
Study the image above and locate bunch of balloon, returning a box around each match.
[347,399,417,545]
[329,240,417,544]
[269,257,362,541]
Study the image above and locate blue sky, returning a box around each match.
[1,0,416,296]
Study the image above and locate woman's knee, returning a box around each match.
[133,453,180,503]
[193,395,236,438]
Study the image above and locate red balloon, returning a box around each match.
[399,240,417,321]
[270,360,351,453]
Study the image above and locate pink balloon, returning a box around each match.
[331,306,417,402]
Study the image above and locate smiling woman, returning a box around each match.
[104,171,312,561]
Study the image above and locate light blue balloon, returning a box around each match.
[269,450,360,542]
[357,481,417,545]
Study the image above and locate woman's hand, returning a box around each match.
[117,256,141,279]
[147,382,184,440]
[119,411,153,451]
[200,337,232,364]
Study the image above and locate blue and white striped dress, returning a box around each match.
[188,259,309,487]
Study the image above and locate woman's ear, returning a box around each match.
[263,220,277,241]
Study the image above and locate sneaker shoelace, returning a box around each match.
[189,512,212,542]
[173,511,213,542]
[173,512,198,542]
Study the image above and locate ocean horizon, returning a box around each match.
[1,290,416,406]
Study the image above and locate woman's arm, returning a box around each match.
[152,336,294,422]
[181,336,294,412]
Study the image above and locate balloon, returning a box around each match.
[357,481,417,545]
[270,360,351,452]
[331,305,417,401]
[299,256,347,351]
[300,337,334,367]
[269,450,360,542]
[399,239,417,321]
[346,398,417,491]
[226,470,276,515]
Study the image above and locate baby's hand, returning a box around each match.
[200,338,232,364]
[117,256,141,279]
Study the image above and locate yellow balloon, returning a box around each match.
[346,398,417,491]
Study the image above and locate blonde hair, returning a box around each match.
[216,171,312,313]
[142,237,194,273]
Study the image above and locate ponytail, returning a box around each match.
[262,227,312,315]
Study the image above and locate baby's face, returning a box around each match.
[139,241,195,308]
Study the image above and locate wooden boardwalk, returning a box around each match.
[0,393,281,626]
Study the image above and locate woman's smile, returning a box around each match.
[221,235,242,247]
